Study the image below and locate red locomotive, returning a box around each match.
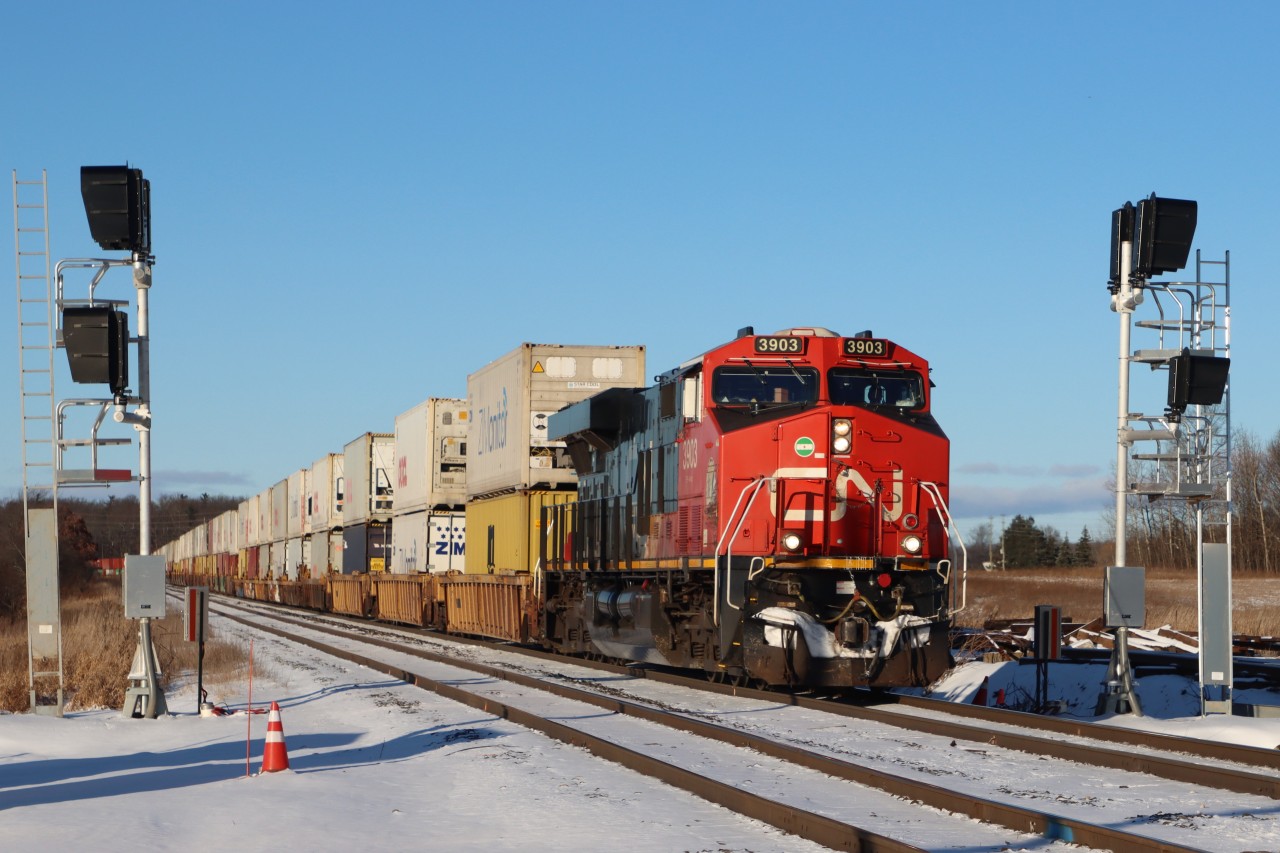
[542,326,960,689]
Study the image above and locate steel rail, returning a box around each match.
[212,599,1207,853]
[632,664,1280,798]
[207,592,1280,792]
[888,694,1280,772]
[213,604,920,853]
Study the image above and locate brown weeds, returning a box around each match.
[0,580,258,713]
[961,565,1280,634]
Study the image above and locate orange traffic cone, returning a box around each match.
[260,701,290,773]
[972,676,989,706]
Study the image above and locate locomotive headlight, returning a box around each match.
[782,532,804,552]
[832,419,852,455]
[901,534,923,555]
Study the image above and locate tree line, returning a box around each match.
[965,517,1098,569]
[1127,428,1278,573]
[0,493,241,618]
[965,427,1280,573]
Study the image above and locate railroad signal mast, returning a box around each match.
[1106,193,1232,716]
[12,165,163,717]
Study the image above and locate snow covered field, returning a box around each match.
[3,610,1279,852]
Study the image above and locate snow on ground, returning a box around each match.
[916,658,1280,751]
[1,628,832,852]
[3,614,1279,853]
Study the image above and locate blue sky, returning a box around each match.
[3,2,1276,543]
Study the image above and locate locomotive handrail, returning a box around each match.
[534,514,555,601]
[713,476,776,625]
[919,480,967,615]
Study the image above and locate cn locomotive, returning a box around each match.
[540,326,958,688]
[164,326,961,692]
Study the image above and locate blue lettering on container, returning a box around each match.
[476,388,509,456]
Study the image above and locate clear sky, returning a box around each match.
[4,2,1276,544]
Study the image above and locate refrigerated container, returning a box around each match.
[466,343,644,499]
[342,433,394,527]
[239,495,259,552]
[256,488,271,548]
[287,468,307,539]
[307,453,345,532]
[269,478,288,544]
[393,398,467,513]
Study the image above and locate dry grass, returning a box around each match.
[960,565,1280,635]
[0,580,258,713]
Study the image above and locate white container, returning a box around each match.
[284,537,303,579]
[239,495,259,550]
[287,468,307,538]
[389,509,466,574]
[218,509,238,556]
[342,432,395,526]
[327,527,348,573]
[269,478,288,544]
[393,398,468,513]
[256,490,272,548]
[269,540,286,577]
[466,343,645,499]
[209,511,225,556]
[307,453,345,533]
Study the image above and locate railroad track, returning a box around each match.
[203,593,1280,852]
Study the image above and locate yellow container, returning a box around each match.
[464,489,576,574]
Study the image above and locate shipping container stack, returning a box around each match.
[306,452,345,574]
[389,398,468,574]
[464,343,645,574]
[239,494,259,578]
[281,468,306,579]
[341,432,395,573]
[268,479,288,579]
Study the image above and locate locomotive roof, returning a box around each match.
[663,326,924,383]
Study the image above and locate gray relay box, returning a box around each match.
[1103,565,1145,629]
[123,555,167,618]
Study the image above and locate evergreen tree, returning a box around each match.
[1074,527,1095,567]
[1003,515,1046,568]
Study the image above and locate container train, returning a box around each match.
[163,327,964,690]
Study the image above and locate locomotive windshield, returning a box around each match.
[829,367,925,410]
[712,364,819,409]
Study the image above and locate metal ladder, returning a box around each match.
[13,171,57,506]
[13,170,64,714]
[1128,250,1231,509]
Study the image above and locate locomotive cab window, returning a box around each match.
[712,365,818,409]
[829,368,924,411]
